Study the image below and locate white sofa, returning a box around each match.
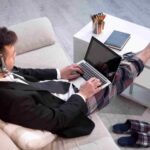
[0,17,120,150]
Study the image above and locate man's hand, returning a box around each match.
[60,64,83,80]
[0,120,7,128]
[79,77,102,99]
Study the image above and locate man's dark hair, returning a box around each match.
[0,27,17,52]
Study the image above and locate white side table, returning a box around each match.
[73,14,150,107]
[73,14,149,63]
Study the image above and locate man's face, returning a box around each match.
[3,45,16,71]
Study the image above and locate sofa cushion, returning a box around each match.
[0,120,57,150]
[9,17,56,55]
[47,113,120,150]
[15,43,71,69]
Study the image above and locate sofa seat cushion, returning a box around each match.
[70,137,120,150]
[9,17,56,55]
[44,113,120,150]
[15,43,71,69]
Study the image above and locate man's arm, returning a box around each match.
[13,67,58,81]
[13,64,83,81]
[8,94,88,133]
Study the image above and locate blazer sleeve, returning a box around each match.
[13,66,57,81]
[9,94,88,132]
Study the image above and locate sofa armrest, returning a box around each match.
[9,17,56,55]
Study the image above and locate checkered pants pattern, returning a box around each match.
[86,54,144,115]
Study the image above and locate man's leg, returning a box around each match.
[86,43,150,115]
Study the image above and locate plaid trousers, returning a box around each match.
[86,53,144,115]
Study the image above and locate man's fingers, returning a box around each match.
[72,64,79,67]
[96,81,102,87]
[90,78,101,85]
[88,77,97,82]
[93,81,102,89]
[70,74,81,80]
[72,67,83,74]
[72,64,81,70]
[72,64,83,73]
[95,86,102,93]
[92,78,100,84]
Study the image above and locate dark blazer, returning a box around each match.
[0,67,95,138]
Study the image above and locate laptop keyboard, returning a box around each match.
[79,62,107,85]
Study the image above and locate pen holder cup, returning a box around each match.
[92,21,105,34]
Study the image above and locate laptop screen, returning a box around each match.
[85,37,122,82]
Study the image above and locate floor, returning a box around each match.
[99,95,150,150]
[1,0,150,149]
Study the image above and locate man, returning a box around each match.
[0,27,149,138]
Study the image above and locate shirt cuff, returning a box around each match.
[56,69,61,79]
[75,93,86,102]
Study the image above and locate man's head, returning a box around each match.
[0,27,17,73]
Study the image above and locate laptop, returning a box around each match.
[72,37,122,89]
